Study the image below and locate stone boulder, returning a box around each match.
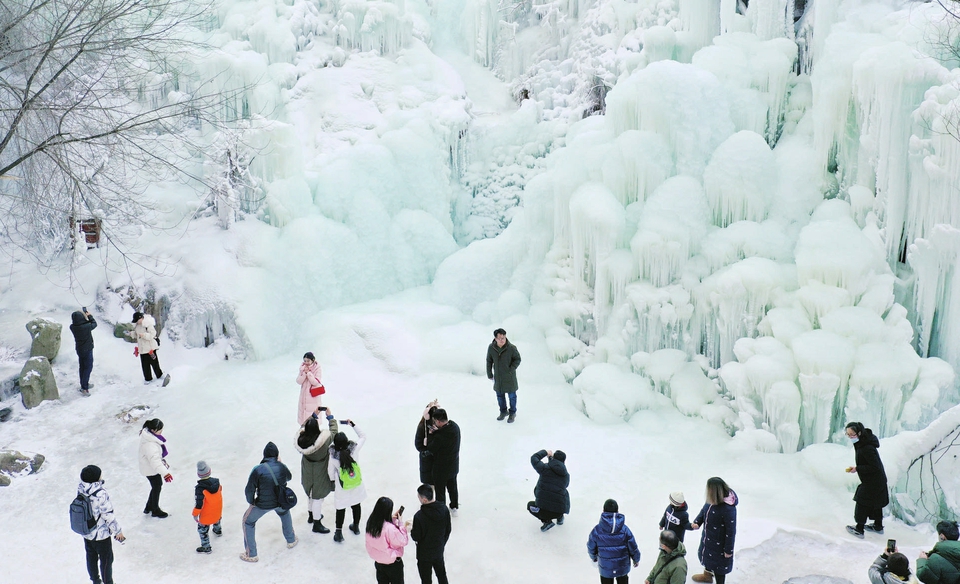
[19,357,59,408]
[0,373,19,400]
[114,321,137,342]
[0,450,45,486]
[26,318,61,362]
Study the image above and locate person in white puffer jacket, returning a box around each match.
[133,311,169,386]
[77,465,125,584]
[139,418,173,518]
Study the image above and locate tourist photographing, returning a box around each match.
[329,420,368,543]
[365,496,410,584]
[69,308,97,396]
[296,406,339,534]
[527,449,569,532]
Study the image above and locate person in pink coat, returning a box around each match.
[297,352,324,425]
[365,496,410,584]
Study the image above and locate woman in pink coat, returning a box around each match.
[297,352,324,425]
[364,496,410,583]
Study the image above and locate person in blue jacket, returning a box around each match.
[69,309,97,395]
[690,477,737,584]
[587,499,640,584]
[240,442,297,562]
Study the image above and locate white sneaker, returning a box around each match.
[239,553,258,563]
[143,380,153,386]
[287,536,298,549]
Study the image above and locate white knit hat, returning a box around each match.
[669,491,685,506]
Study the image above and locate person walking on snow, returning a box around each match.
[296,352,324,425]
[412,483,452,584]
[69,308,97,396]
[133,312,169,386]
[240,442,298,562]
[527,449,569,532]
[646,530,688,584]
[77,465,125,584]
[139,418,172,518]
[845,421,889,538]
[329,420,368,543]
[192,461,223,554]
[659,491,693,542]
[586,499,641,584]
[295,406,338,534]
[486,328,521,423]
[917,520,960,584]
[690,477,737,584]
[422,408,460,515]
[365,496,410,584]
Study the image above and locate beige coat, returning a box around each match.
[135,315,160,353]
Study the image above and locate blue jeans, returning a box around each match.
[496,392,517,414]
[243,505,294,558]
[198,521,222,547]
[78,349,94,390]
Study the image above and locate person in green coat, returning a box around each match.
[486,328,521,423]
[646,530,688,584]
[918,520,960,584]
[295,407,339,534]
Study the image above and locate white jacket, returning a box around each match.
[135,314,159,353]
[328,425,367,510]
[139,430,168,477]
[78,480,122,541]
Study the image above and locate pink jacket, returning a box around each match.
[365,519,408,565]
[296,361,323,425]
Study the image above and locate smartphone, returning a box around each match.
[339,420,349,425]
[887,539,896,553]
[82,306,87,312]
[318,406,327,411]
[397,506,405,516]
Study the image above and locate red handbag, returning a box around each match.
[309,384,325,397]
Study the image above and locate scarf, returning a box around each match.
[155,432,168,458]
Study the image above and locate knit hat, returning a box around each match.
[132,311,144,323]
[552,450,566,462]
[80,465,102,483]
[197,460,211,479]
[263,442,279,459]
[887,553,910,578]
[670,491,685,506]
[603,499,619,513]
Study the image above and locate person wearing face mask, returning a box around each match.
[844,421,889,539]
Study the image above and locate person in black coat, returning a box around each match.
[527,449,569,532]
[240,442,297,562]
[69,309,97,395]
[416,401,440,485]
[691,477,737,584]
[412,484,452,584]
[660,491,693,542]
[425,409,460,513]
[845,422,889,538]
[486,328,521,422]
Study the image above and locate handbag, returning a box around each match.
[309,384,325,398]
[262,463,297,510]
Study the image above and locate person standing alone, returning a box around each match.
[69,308,97,396]
[412,484,452,584]
[240,442,298,562]
[133,312,169,386]
[486,328,521,423]
[527,449,569,532]
[844,421,889,539]
[76,465,125,584]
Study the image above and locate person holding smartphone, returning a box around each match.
[365,496,410,584]
[69,307,97,396]
[328,419,367,542]
[295,407,339,534]
[868,541,916,584]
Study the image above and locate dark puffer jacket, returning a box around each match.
[531,450,569,514]
[426,420,460,484]
[917,540,960,584]
[415,418,435,484]
[853,429,889,510]
[660,502,692,542]
[411,501,452,562]
[586,512,641,579]
[487,340,521,393]
[244,442,292,510]
[694,490,738,575]
[69,311,97,353]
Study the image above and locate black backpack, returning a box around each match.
[69,488,102,535]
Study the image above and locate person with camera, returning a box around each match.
[295,406,339,534]
[69,307,97,396]
[870,541,918,584]
[240,442,298,562]
[527,449,569,532]
[365,496,410,584]
[329,419,367,543]
[917,520,960,584]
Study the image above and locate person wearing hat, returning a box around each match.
[192,461,223,554]
[527,449,570,532]
[659,491,693,543]
[132,311,169,386]
[646,530,688,584]
[296,352,324,425]
[587,499,641,583]
[241,442,298,562]
[869,545,918,584]
[328,420,368,543]
[77,465,125,584]
[69,308,97,396]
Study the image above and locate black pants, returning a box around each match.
[527,501,563,523]
[140,351,163,381]
[600,577,628,584]
[84,537,113,584]
[854,503,883,530]
[417,558,448,584]
[78,349,94,390]
[715,574,726,584]
[434,475,459,509]
[375,557,404,584]
[335,504,362,529]
[145,474,163,513]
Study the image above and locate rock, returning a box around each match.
[116,405,152,424]
[0,408,12,422]
[0,450,45,486]
[0,374,19,400]
[114,321,137,342]
[25,318,61,362]
[19,357,59,408]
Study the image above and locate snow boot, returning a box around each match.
[286,536,298,549]
[79,389,91,397]
[507,413,516,423]
[864,523,884,534]
[308,511,314,524]
[313,520,330,534]
[348,523,360,535]
[161,373,171,387]
[846,525,864,539]
[497,411,508,421]
[213,527,222,537]
[151,510,168,518]
[556,515,564,525]
[239,553,258,563]
[540,521,555,532]
[196,546,212,554]
[691,571,714,583]
[333,529,344,543]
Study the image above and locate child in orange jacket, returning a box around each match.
[193,461,223,554]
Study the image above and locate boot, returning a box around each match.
[348,523,360,535]
[333,529,344,543]
[507,413,516,423]
[307,511,314,524]
[497,411,508,421]
[691,571,714,583]
[312,520,330,534]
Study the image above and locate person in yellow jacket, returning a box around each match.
[192,461,223,554]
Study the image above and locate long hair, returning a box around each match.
[141,418,163,434]
[333,432,356,470]
[845,421,864,436]
[298,417,321,450]
[705,477,731,506]
[365,496,394,538]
